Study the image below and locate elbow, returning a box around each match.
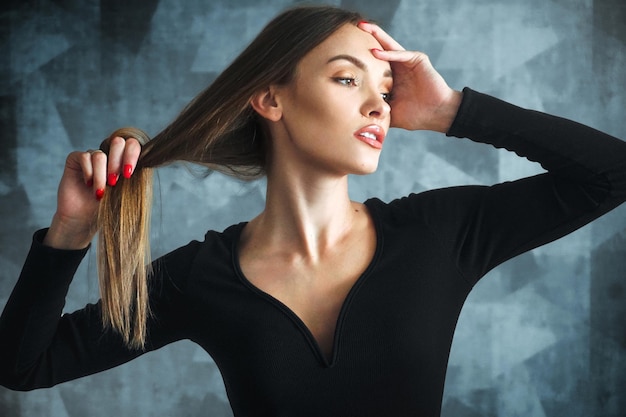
[0,363,54,392]
[0,375,33,392]
[0,374,34,392]
[0,381,37,392]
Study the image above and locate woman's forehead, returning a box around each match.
[301,24,388,69]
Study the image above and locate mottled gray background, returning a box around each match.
[1,0,625,416]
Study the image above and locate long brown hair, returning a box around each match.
[97,5,365,349]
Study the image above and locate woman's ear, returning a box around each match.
[250,86,283,122]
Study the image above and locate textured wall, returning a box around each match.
[1,0,625,416]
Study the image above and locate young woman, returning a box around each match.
[1,5,625,416]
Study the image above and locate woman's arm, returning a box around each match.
[392,88,626,285]
[0,136,192,391]
[0,228,196,391]
[362,22,626,283]
[0,230,92,390]
[438,88,626,282]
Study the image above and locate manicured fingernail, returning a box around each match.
[107,173,119,186]
[371,48,383,53]
[358,20,368,26]
[96,188,105,200]
[123,164,133,179]
[86,179,93,187]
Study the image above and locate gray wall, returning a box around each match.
[1,0,625,416]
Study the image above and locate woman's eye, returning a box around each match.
[381,92,392,102]
[335,77,357,86]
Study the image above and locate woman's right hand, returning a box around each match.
[43,137,142,250]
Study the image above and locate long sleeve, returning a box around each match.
[0,229,198,391]
[0,230,90,390]
[413,87,626,284]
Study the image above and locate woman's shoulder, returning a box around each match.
[365,186,487,221]
[155,222,246,293]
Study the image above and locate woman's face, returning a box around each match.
[271,23,393,177]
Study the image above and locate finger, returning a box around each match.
[72,150,95,187]
[91,150,108,200]
[371,49,428,66]
[358,22,405,51]
[122,138,142,179]
[106,136,126,186]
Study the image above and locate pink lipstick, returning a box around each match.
[354,125,385,149]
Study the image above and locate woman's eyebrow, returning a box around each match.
[327,54,393,78]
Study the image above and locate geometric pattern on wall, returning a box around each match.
[1,0,624,416]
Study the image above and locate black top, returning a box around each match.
[2,89,626,417]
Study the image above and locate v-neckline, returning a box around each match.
[230,200,383,368]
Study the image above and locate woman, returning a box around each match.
[1,5,625,416]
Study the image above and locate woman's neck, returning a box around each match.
[245,170,360,262]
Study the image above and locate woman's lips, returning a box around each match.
[354,125,385,149]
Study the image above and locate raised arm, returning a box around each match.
[0,137,157,390]
[361,22,626,283]
[443,88,626,281]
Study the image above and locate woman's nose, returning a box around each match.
[362,88,391,119]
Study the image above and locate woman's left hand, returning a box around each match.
[359,22,462,133]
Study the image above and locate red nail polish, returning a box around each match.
[123,164,133,179]
[96,189,105,200]
[358,20,368,26]
[107,173,119,186]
